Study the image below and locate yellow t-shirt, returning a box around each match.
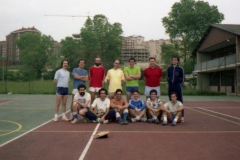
[106,69,125,92]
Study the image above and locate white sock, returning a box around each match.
[163,115,167,122]
[152,115,157,119]
[55,114,58,118]
[136,116,140,120]
[62,113,66,117]
[174,116,179,122]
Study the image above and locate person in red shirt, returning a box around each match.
[144,57,163,100]
[88,57,105,103]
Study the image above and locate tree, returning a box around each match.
[162,0,224,63]
[60,37,82,71]
[161,42,180,69]
[80,14,123,70]
[15,33,54,80]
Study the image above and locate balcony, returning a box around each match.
[194,54,236,71]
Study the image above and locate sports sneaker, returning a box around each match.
[172,121,176,126]
[118,118,124,125]
[71,118,78,124]
[155,119,160,124]
[131,118,137,122]
[53,117,58,122]
[103,120,109,124]
[83,116,89,123]
[162,121,168,126]
[93,118,100,123]
[123,120,128,125]
[148,118,154,123]
[62,116,69,121]
[68,114,73,121]
[140,117,147,122]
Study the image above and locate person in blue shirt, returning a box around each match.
[68,59,89,121]
[167,56,185,122]
[129,90,147,122]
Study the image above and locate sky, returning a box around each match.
[1,0,240,42]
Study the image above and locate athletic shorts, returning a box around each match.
[56,87,68,96]
[126,86,139,93]
[144,86,160,96]
[89,87,102,92]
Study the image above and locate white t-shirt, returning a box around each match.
[146,98,162,109]
[164,101,183,114]
[54,69,70,87]
[74,92,91,107]
[91,98,110,113]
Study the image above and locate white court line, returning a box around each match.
[198,107,240,120]
[0,112,70,147]
[79,123,100,160]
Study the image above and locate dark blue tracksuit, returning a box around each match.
[167,65,185,116]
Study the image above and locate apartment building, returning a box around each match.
[193,24,240,95]
[6,26,41,65]
[0,41,7,57]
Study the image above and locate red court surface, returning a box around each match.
[0,101,240,160]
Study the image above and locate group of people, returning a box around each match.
[53,56,185,126]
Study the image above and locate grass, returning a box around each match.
[0,80,225,95]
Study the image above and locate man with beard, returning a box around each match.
[89,57,105,103]
[68,59,88,121]
[71,84,91,124]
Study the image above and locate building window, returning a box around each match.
[209,72,219,86]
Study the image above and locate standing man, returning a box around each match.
[53,60,70,122]
[124,57,141,102]
[162,92,184,126]
[69,59,88,121]
[89,57,105,103]
[71,84,91,124]
[110,89,129,125]
[167,56,185,122]
[144,57,163,100]
[105,59,125,99]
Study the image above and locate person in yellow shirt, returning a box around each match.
[105,59,125,99]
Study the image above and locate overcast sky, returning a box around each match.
[1,0,239,42]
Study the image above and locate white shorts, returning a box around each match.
[89,87,101,92]
[72,89,78,95]
[144,86,160,96]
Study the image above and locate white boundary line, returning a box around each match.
[79,123,100,160]
[198,107,240,120]
[0,112,70,148]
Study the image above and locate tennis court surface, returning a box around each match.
[0,94,240,160]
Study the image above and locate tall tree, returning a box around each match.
[162,0,224,63]
[60,37,82,71]
[15,33,54,80]
[80,14,123,70]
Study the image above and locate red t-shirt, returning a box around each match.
[144,67,163,87]
[89,66,105,87]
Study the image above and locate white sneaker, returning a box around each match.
[140,117,147,122]
[68,114,73,121]
[62,116,69,121]
[93,118,100,123]
[53,117,58,122]
[71,118,78,124]
[103,120,109,124]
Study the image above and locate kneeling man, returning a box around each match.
[84,88,115,123]
[129,90,146,122]
[162,92,184,126]
[111,89,129,125]
[71,84,91,124]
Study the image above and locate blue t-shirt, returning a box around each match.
[72,68,88,89]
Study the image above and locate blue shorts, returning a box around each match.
[56,87,68,95]
[126,86,139,93]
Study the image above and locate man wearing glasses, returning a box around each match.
[105,59,125,99]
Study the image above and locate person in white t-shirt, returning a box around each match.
[71,84,91,124]
[83,88,116,124]
[162,92,184,126]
